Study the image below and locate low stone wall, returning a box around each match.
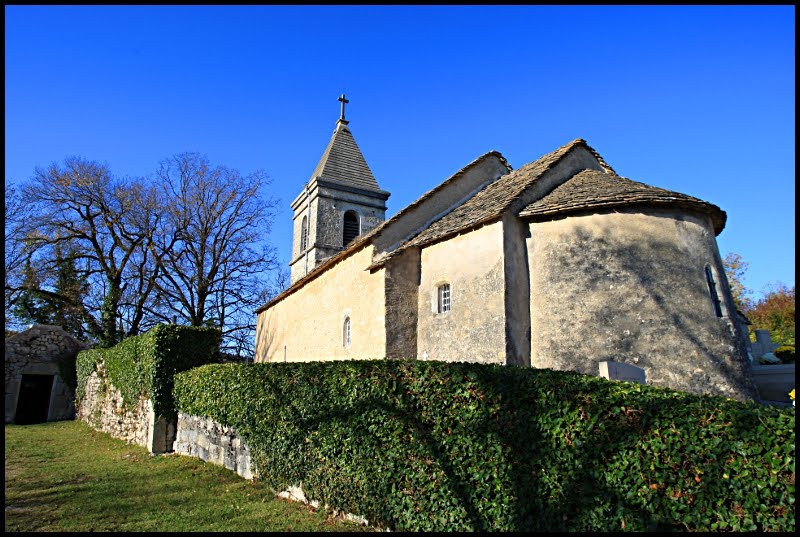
[174,413,256,480]
[77,366,175,453]
[750,363,795,406]
[172,413,374,528]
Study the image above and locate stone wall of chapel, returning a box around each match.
[502,214,532,367]
[290,186,386,284]
[289,194,320,283]
[526,208,758,402]
[384,248,421,360]
[313,186,386,251]
[417,222,506,364]
[257,246,387,363]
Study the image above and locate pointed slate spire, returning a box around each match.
[309,95,382,191]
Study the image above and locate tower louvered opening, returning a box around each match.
[343,210,360,247]
[300,215,308,251]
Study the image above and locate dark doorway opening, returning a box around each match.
[15,374,54,424]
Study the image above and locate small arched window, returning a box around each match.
[705,265,723,317]
[300,215,308,252]
[342,316,351,348]
[343,210,359,247]
[437,283,451,313]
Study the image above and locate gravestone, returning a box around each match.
[598,360,646,385]
[749,330,778,362]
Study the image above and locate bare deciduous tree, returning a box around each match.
[7,153,282,356]
[17,157,162,346]
[152,152,279,357]
[4,184,31,329]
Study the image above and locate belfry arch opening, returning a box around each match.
[343,210,360,247]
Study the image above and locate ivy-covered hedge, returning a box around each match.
[174,360,795,532]
[76,324,221,418]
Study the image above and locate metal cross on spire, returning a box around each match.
[338,93,349,122]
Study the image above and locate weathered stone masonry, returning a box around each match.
[5,324,88,424]
[77,364,176,453]
[173,413,256,480]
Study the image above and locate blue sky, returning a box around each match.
[5,5,795,299]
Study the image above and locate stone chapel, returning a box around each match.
[255,96,757,402]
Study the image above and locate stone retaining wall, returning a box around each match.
[750,363,795,406]
[77,366,175,453]
[173,413,371,527]
[174,413,256,480]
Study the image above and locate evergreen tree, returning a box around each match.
[52,243,90,339]
[12,257,54,326]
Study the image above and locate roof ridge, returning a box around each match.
[519,168,726,234]
[576,138,617,175]
[369,150,512,239]
[256,139,608,310]
[256,150,512,311]
[364,150,512,246]
[390,137,605,253]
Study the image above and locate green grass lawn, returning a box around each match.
[4,420,375,532]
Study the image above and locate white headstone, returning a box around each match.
[598,360,646,385]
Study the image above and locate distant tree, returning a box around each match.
[723,252,752,312]
[151,153,279,356]
[747,284,795,347]
[265,265,291,302]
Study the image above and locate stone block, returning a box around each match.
[224,449,236,472]
[598,360,646,385]
[278,485,307,503]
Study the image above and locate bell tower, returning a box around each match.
[289,95,391,284]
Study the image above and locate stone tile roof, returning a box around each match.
[257,137,725,313]
[400,138,608,251]
[310,121,382,191]
[519,168,726,234]
[255,150,511,313]
[366,150,512,243]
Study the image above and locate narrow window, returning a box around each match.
[437,283,451,313]
[300,216,308,252]
[343,316,351,348]
[343,210,359,247]
[705,265,723,317]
